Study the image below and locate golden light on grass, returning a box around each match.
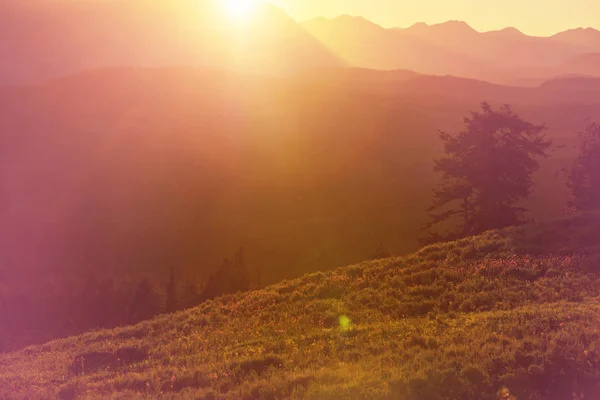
[224,0,257,20]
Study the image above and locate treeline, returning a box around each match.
[0,248,259,352]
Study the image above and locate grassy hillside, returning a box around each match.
[3,213,600,399]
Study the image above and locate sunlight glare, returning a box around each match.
[225,0,257,19]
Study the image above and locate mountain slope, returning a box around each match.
[3,213,600,399]
[0,0,342,84]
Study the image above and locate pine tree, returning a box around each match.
[567,121,600,211]
[368,242,391,260]
[230,247,250,293]
[128,278,161,323]
[166,267,178,313]
[183,280,202,308]
[181,270,202,309]
[253,264,264,289]
[200,247,250,301]
[423,102,552,243]
[199,273,218,302]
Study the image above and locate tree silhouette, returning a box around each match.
[166,267,178,313]
[253,264,264,289]
[78,277,101,330]
[128,278,161,324]
[200,248,250,301]
[183,280,202,309]
[567,121,600,211]
[423,102,552,243]
[368,242,391,260]
[228,247,250,293]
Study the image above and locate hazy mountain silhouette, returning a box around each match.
[0,0,342,84]
[303,16,496,78]
[2,67,600,285]
[501,53,600,86]
[303,17,600,84]
[561,53,600,74]
[483,27,526,38]
[295,67,421,92]
[550,27,600,50]
[3,1,599,85]
[400,21,581,67]
[539,76,600,94]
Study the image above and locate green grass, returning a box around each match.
[3,213,600,399]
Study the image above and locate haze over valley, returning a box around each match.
[2,1,600,399]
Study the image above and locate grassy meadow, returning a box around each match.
[2,213,600,399]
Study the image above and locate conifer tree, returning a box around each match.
[424,102,552,243]
[166,267,178,313]
[200,247,250,301]
[129,278,161,323]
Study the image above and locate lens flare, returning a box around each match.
[339,315,352,331]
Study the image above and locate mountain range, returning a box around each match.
[1,0,599,85]
[303,17,600,85]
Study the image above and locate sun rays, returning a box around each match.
[224,0,258,20]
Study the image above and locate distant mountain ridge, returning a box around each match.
[302,16,600,85]
[551,27,600,49]
[390,20,599,38]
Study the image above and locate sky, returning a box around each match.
[267,0,600,36]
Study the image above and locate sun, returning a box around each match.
[224,0,257,19]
